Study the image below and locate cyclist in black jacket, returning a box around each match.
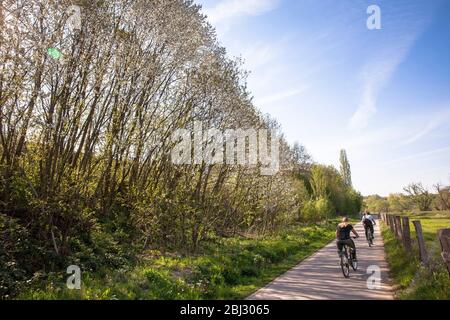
[336,217,359,260]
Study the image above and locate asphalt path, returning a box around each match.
[247,220,393,300]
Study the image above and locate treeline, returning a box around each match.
[298,157,362,222]
[364,182,450,213]
[0,0,362,297]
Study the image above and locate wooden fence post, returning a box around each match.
[393,216,398,237]
[401,216,412,253]
[394,216,403,240]
[437,229,450,277]
[413,220,429,265]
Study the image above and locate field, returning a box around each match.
[18,221,337,300]
[382,211,450,300]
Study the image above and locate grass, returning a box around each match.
[399,210,450,219]
[18,220,338,300]
[381,212,450,300]
[381,225,418,290]
[418,218,450,243]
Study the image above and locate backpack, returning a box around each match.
[363,217,373,226]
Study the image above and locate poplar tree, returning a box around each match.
[339,149,352,187]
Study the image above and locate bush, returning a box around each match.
[70,227,134,273]
[0,214,45,298]
[301,197,333,222]
[315,197,334,219]
[143,268,193,299]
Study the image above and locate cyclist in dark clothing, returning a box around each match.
[336,217,359,260]
[362,211,376,239]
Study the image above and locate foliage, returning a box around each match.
[364,194,390,212]
[387,193,414,212]
[301,197,333,222]
[301,164,362,218]
[433,184,450,211]
[18,223,336,300]
[365,182,450,213]
[0,0,362,298]
[0,215,40,298]
[339,149,352,187]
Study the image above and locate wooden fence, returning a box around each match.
[379,213,450,275]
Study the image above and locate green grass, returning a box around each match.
[381,214,450,300]
[18,221,337,300]
[381,225,418,290]
[418,218,450,243]
[399,210,450,219]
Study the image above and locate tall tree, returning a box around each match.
[339,149,352,187]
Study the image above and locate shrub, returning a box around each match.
[0,214,44,298]
[301,197,333,222]
[315,197,334,219]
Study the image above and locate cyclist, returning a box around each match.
[336,217,359,260]
[362,210,376,240]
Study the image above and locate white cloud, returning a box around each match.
[349,2,436,132]
[349,44,412,131]
[241,41,279,71]
[400,109,450,145]
[345,107,450,151]
[255,87,308,107]
[204,0,281,25]
[383,146,450,166]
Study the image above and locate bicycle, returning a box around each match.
[339,236,358,278]
[365,226,374,247]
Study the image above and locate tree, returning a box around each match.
[434,183,450,211]
[302,163,362,217]
[339,149,352,187]
[0,0,331,254]
[291,142,312,174]
[0,0,365,297]
[364,195,389,212]
[387,193,413,212]
[403,183,433,211]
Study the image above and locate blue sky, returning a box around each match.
[198,0,450,196]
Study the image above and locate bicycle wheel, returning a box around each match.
[341,246,350,278]
[350,248,358,271]
[351,257,358,270]
[341,254,350,278]
[366,228,372,247]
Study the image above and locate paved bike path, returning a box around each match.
[247,221,393,300]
